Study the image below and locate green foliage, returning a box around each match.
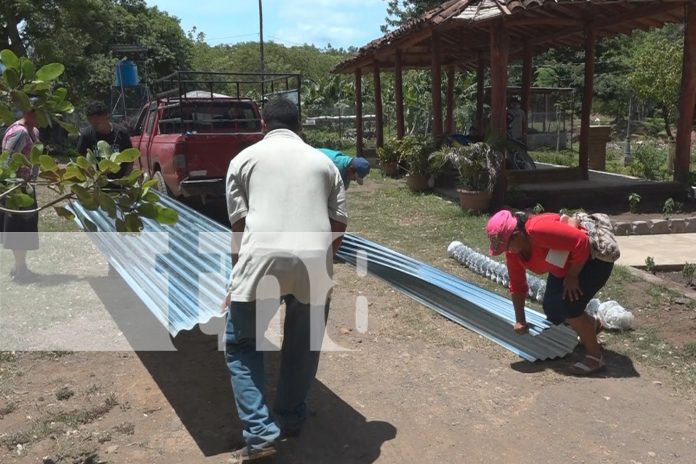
[628,192,642,213]
[645,256,656,274]
[532,203,545,215]
[398,134,441,176]
[0,51,178,232]
[381,0,443,33]
[627,33,681,139]
[662,197,682,217]
[629,142,669,181]
[377,137,403,165]
[682,262,696,287]
[1,0,193,107]
[303,129,353,151]
[430,142,502,192]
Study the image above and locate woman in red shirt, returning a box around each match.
[486,210,614,375]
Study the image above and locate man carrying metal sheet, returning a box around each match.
[223,97,348,462]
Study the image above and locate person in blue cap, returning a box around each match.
[317,148,370,189]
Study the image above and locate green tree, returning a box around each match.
[627,32,682,140]
[381,0,445,33]
[1,0,193,107]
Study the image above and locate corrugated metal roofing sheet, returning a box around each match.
[71,196,577,361]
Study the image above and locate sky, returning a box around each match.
[147,0,389,49]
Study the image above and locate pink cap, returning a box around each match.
[486,210,517,256]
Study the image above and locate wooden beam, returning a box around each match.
[432,31,444,137]
[521,43,533,139]
[476,53,485,137]
[445,65,455,135]
[579,25,596,181]
[355,68,364,155]
[374,64,384,149]
[676,3,696,184]
[395,49,405,139]
[528,3,682,48]
[506,16,582,27]
[490,20,509,210]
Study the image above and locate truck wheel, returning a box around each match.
[152,171,170,196]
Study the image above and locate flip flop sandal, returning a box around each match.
[569,354,606,376]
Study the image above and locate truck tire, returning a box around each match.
[152,171,170,196]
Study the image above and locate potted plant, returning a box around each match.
[430,142,502,212]
[376,137,402,177]
[399,135,441,192]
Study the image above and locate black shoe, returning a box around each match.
[10,267,40,284]
[228,443,277,463]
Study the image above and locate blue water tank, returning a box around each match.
[114,60,139,87]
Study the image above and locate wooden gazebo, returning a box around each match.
[333,0,694,206]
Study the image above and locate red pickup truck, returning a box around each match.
[130,71,301,201]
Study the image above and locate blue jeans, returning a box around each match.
[224,295,329,450]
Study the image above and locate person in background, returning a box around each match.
[224,98,347,462]
[317,148,370,189]
[486,210,614,376]
[76,101,133,178]
[1,107,41,283]
[506,96,526,144]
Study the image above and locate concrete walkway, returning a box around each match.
[616,233,696,267]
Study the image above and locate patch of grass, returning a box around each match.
[0,396,118,449]
[55,386,75,401]
[83,384,100,396]
[0,400,18,418]
[113,422,135,436]
[0,351,17,363]
[684,343,696,360]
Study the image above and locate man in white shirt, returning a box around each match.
[224,97,348,462]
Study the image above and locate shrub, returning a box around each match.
[629,142,669,181]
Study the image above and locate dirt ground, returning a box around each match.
[2,258,696,463]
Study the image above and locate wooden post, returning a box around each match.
[476,53,485,136]
[445,65,456,134]
[395,49,405,139]
[579,25,596,181]
[490,21,509,210]
[676,3,696,184]
[521,44,533,138]
[432,32,443,137]
[373,64,384,149]
[355,68,364,155]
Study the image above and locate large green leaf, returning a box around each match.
[99,193,117,218]
[115,218,127,233]
[156,206,179,225]
[22,81,51,93]
[112,148,140,164]
[0,49,20,70]
[30,144,44,165]
[71,184,99,210]
[3,68,20,88]
[55,118,78,135]
[125,213,143,232]
[75,156,92,171]
[137,202,158,219]
[7,192,35,209]
[96,140,111,158]
[63,165,86,182]
[54,206,75,220]
[53,87,68,102]
[35,63,65,82]
[20,58,35,80]
[39,155,59,172]
[35,109,50,128]
[98,159,120,173]
[0,103,14,124]
[10,90,31,111]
